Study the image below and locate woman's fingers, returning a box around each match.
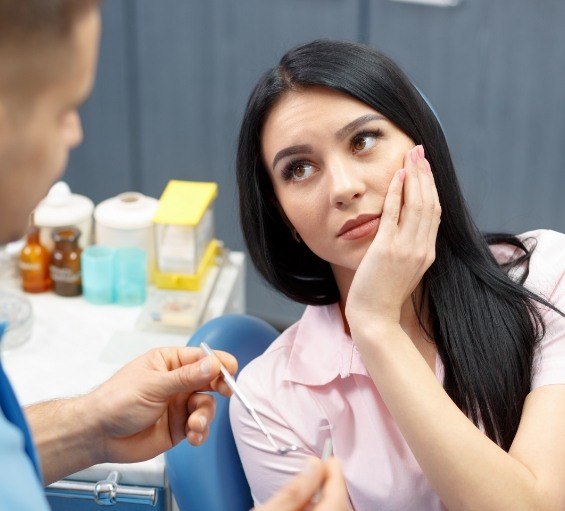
[398,146,424,240]
[424,158,441,262]
[378,167,406,240]
[396,146,439,269]
[414,150,436,241]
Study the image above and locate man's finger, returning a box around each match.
[186,393,216,439]
[160,356,222,397]
[167,393,191,446]
[159,346,238,397]
[172,346,238,372]
[315,458,351,510]
[255,458,324,511]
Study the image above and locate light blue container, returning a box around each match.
[114,247,147,306]
[81,246,115,304]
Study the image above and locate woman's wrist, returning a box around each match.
[349,317,405,350]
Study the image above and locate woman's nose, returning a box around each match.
[328,160,365,207]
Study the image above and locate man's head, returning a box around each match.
[0,0,102,243]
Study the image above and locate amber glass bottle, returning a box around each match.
[19,225,52,293]
[50,227,82,297]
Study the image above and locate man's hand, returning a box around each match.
[29,346,237,484]
[255,457,352,511]
[86,346,237,464]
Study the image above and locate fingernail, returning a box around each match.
[200,357,211,376]
[410,147,418,164]
[417,145,425,159]
[195,434,203,444]
[199,415,207,429]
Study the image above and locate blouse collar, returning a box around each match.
[283,303,370,385]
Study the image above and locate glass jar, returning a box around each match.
[50,227,82,297]
[19,225,52,293]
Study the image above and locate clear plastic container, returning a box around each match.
[152,180,218,290]
[0,290,33,350]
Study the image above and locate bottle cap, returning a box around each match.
[34,182,94,228]
[94,192,158,230]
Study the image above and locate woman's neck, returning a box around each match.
[333,263,427,339]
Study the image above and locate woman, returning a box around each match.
[230,39,565,510]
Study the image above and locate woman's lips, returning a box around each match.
[338,216,381,240]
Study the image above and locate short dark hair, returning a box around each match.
[0,0,102,44]
[236,39,560,450]
[0,0,101,100]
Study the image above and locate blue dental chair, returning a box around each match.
[165,314,279,511]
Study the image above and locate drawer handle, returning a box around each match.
[46,471,158,506]
[94,470,120,505]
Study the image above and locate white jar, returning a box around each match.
[34,182,94,251]
[94,192,159,280]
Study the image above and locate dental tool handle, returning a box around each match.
[321,437,333,461]
[249,409,281,452]
[311,437,334,506]
[200,342,281,451]
[200,342,292,454]
[200,342,253,407]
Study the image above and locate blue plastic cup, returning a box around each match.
[114,247,147,306]
[81,246,116,304]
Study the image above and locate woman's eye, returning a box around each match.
[351,131,380,154]
[282,161,315,181]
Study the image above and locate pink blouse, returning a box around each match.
[230,230,565,510]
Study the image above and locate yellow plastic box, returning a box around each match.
[153,180,218,290]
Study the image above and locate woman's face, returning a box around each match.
[261,86,415,271]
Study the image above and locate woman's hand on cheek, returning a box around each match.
[345,145,441,336]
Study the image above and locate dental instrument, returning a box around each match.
[200,341,300,455]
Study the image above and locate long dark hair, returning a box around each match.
[236,39,561,450]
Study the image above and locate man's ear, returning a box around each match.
[0,101,8,154]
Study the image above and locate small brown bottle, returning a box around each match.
[19,224,52,293]
[50,227,82,297]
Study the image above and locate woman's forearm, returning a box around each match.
[353,322,552,511]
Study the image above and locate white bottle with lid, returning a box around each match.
[34,181,94,251]
[94,192,159,280]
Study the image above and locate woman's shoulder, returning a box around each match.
[234,306,314,388]
[491,229,564,296]
[521,229,564,295]
[230,306,335,435]
[518,228,565,258]
[234,305,341,391]
[236,321,299,385]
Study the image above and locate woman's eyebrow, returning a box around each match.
[272,144,313,169]
[270,114,383,169]
[335,114,384,141]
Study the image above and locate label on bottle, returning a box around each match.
[50,266,80,284]
[19,261,42,272]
